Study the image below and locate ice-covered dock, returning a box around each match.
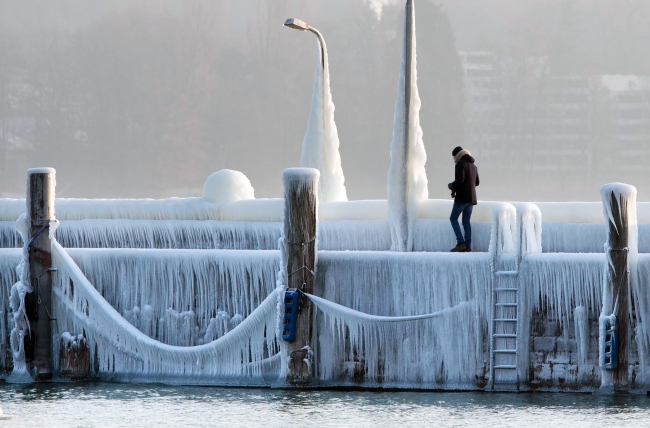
[0,168,647,392]
[0,0,645,393]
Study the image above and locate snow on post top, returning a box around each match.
[27,167,56,175]
[283,168,320,180]
[600,182,636,231]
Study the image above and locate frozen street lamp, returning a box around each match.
[283,17,348,202]
[283,18,325,69]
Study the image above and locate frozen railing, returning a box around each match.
[51,242,281,383]
[516,203,543,267]
[2,164,650,252]
[489,203,516,260]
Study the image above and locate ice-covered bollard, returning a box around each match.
[282,168,319,385]
[599,183,637,393]
[25,168,57,381]
[59,332,90,380]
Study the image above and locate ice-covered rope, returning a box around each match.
[52,241,280,378]
[305,293,474,322]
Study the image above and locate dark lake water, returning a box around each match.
[1,383,650,427]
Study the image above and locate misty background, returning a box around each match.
[1,0,649,202]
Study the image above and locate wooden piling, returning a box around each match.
[601,183,636,393]
[59,334,90,380]
[283,168,319,386]
[25,167,56,381]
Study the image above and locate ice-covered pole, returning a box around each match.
[599,183,637,393]
[387,0,428,252]
[25,167,56,380]
[284,18,347,202]
[282,168,319,385]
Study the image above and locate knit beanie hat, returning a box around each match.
[452,146,463,156]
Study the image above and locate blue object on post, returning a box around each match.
[604,316,618,371]
[283,288,300,342]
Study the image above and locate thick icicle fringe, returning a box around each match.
[387,0,428,252]
[635,255,650,383]
[315,251,490,387]
[542,223,606,253]
[413,220,491,253]
[52,242,281,383]
[275,235,289,381]
[320,219,490,252]
[519,253,603,330]
[518,253,603,383]
[4,219,496,252]
[56,220,282,250]
[66,248,279,346]
[300,30,347,202]
[316,294,479,387]
[7,214,31,382]
[0,249,21,377]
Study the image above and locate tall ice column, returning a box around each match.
[387,0,428,252]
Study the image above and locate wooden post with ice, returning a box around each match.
[600,183,637,393]
[25,167,56,380]
[283,168,319,385]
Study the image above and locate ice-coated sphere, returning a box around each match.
[202,170,255,204]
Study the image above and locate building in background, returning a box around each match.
[461,51,650,201]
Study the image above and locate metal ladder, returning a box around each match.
[488,266,519,390]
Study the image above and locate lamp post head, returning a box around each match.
[284,18,310,31]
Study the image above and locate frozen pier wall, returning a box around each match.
[3,175,650,391]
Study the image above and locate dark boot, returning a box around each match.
[450,242,467,252]
[464,247,472,252]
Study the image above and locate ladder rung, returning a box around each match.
[494,288,517,292]
[495,303,517,307]
[494,318,517,322]
[493,334,517,338]
[496,271,517,277]
[494,349,517,354]
[494,365,517,369]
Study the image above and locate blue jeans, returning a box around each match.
[450,202,473,248]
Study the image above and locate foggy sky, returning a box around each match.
[1,0,649,202]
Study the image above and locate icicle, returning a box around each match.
[52,242,282,383]
[66,248,279,346]
[574,306,589,366]
[387,0,428,252]
[315,250,489,386]
[7,214,32,383]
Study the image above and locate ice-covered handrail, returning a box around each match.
[516,203,542,267]
[489,202,516,259]
[306,293,473,322]
[51,241,279,378]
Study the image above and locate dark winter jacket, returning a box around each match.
[450,153,479,205]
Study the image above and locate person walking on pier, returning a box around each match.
[448,146,479,252]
